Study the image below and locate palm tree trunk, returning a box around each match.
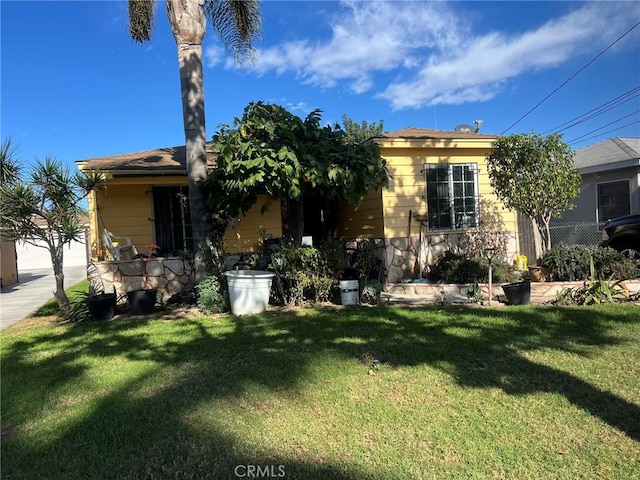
[167,0,209,281]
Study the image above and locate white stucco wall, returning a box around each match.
[16,237,89,271]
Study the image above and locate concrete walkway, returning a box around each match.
[0,266,87,329]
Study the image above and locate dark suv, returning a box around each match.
[601,213,640,265]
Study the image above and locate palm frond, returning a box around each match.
[207,0,261,66]
[129,0,157,43]
[1,138,21,185]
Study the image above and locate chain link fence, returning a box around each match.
[549,221,604,247]
[519,214,606,261]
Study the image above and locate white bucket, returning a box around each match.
[224,270,275,316]
[339,279,359,306]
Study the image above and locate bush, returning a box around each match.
[554,258,629,305]
[541,245,638,281]
[318,238,348,279]
[272,241,334,306]
[428,251,517,284]
[197,273,229,314]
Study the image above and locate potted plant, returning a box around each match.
[501,281,531,305]
[528,265,552,282]
[127,246,159,315]
[126,288,157,315]
[86,286,117,321]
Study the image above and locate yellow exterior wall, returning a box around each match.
[90,184,155,258]
[86,175,282,259]
[335,137,518,258]
[223,196,283,253]
[336,188,384,238]
[380,146,517,238]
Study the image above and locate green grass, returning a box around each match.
[31,279,89,317]
[2,304,639,479]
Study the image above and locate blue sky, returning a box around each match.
[2,0,639,171]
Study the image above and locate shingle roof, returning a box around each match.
[377,127,497,140]
[77,144,217,172]
[573,137,640,170]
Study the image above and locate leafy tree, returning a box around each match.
[127,0,261,279]
[486,132,581,261]
[342,114,384,144]
[0,142,101,311]
[204,102,389,243]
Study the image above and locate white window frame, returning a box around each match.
[424,163,480,231]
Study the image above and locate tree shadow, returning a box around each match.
[2,305,639,479]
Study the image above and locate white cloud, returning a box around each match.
[285,101,312,115]
[204,44,226,68]
[240,1,464,92]
[219,1,636,110]
[379,3,634,109]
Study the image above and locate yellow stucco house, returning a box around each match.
[339,128,520,282]
[77,127,519,290]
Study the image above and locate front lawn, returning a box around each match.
[2,304,639,479]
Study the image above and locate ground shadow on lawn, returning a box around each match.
[2,305,639,479]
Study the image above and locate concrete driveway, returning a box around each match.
[0,266,87,329]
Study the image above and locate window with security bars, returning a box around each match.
[153,186,193,254]
[425,163,480,230]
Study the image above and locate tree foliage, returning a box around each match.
[341,114,384,144]
[1,138,21,184]
[486,132,581,260]
[202,102,389,240]
[0,142,101,311]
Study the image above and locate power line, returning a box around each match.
[542,86,640,134]
[568,120,640,146]
[566,109,640,143]
[501,19,640,135]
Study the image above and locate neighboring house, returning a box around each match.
[1,215,88,288]
[337,128,519,283]
[563,137,639,222]
[1,233,18,288]
[551,137,640,245]
[14,214,90,271]
[77,128,519,288]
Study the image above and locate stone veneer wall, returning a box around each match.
[92,258,195,304]
[383,232,518,284]
[385,279,640,303]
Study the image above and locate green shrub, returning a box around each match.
[361,279,383,304]
[428,251,517,284]
[272,241,334,306]
[318,238,348,278]
[541,245,638,281]
[196,273,229,314]
[554,258,629,305]
[352,238,383,279]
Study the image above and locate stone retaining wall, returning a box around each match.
[385,279,640,304]
[91,258,195,304]
[382,232,518,284]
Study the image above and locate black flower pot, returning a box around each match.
[127,289,157,315]
[501,281,531,306]
[87,293,117,321]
